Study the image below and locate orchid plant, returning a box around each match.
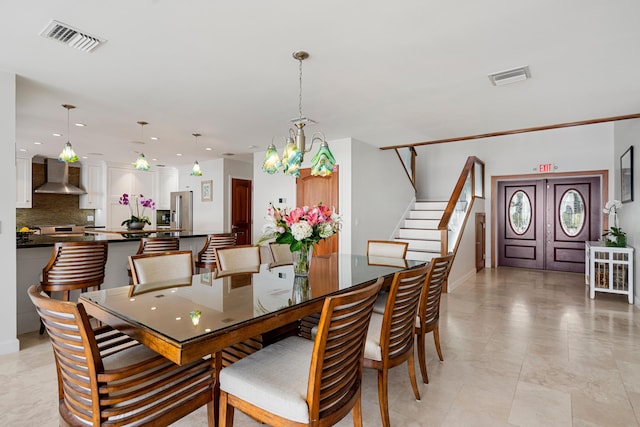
[602,199,626,246]
[119,193,156,227]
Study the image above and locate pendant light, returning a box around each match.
[58,104,79,162]
[262,51,336,177]
[190,133,203,177]
[133,121,150,171]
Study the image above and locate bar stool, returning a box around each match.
[39,241,109,334]
[195,233,237,272]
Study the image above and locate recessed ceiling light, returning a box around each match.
[248,145,257,149]
[152,158,158,161]
[176,153,183,156]
[74,123,86,127]
[488,65,531,86]
[19,148,27,152]
[81,156,88,159]
[205,147,212,151]
[52,133,61,137]
[33,141,42,145]
[150,136,159,141]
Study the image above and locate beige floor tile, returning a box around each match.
[508,381,572,427]
[571,392,638,427]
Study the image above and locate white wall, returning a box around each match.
[179,158,225,231]
[350,139,415,255]
[613,119,640,305]
[1,70,19,354]
[416,123,615,268]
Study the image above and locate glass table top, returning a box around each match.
[81,253,424,344]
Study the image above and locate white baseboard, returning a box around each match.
[0,337,20,355]
[447,268,477,292]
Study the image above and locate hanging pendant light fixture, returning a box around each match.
[58,104,79,162]
[262,51,336,177]
[133,121,150,171]
[190,133,203,177]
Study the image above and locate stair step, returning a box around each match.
[394,237,441,251]
[398,228,440,240]
[403,218,439,229]
[406,250,441,262]
[408,210,443,220]
[414,201,448,211]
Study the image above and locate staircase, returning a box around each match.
[394,200,447,262]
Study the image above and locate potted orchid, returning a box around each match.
[602,200,626,247]
[259,203,341,274]
[119,193,156,229]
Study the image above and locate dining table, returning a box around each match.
[79,252,425,424]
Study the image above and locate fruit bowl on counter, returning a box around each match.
[16,227,35,244]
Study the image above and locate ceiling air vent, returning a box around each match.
[39,20,106,53]
[488,66,531,86]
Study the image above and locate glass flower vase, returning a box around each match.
[292,242,313,275]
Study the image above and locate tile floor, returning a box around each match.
[2,267,639,426]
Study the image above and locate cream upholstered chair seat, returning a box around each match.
[129,250,194,285]
[269,242,293,265]
[219,279,383,426]
[367,240,409,258]
[215,245,261,272]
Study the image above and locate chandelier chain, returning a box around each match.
[298,57,303,119]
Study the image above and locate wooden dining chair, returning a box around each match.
[215,245,261,272]
[39,241,109,334]
[129,250,194,285]
[416,253,454,384]
[366,240,409,258]
[269,242,293,265]
[219,278,383,427]
[195,233,237,272]
[29,285,215,427]
[363,265,429,427]
[127,237,180,283]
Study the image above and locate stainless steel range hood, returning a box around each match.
[34,158,86,195]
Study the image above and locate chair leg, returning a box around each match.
[416,328,428,384]
[407,350,421,401]
[219,391,234,427]
[377,369,391,427]
[206,399,215,427]
[352,391,363,427]
[433,325,444,361]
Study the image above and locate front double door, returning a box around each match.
[497,176,601,272]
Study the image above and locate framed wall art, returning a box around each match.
[620,146,634,203]
[201,180,213,202]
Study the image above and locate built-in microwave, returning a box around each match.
[156,210,170,226]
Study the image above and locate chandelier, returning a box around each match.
[58,104,79,162]
[133,121,150,171]
[190,133,203,176]
[262,51,336,177]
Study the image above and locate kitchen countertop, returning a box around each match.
[17,230,226,248]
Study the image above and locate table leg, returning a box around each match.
[213,351,222,427]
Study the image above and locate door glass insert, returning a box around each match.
[509,190,532,235]
[559,189,585,237]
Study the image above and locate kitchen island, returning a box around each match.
[17,230,227,334]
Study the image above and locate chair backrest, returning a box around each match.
[418,254,454,327]
[380,265,429,359]
[136,237,180,254]
[28,285,105,422]
[269,242,293,264]
[367,240,409,258]
[129,250,194,285]
[215,245,261,272]
[41,241,109,294]
[307,278,382,423]
[196,233,237,267]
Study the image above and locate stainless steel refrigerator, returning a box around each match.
[170,191,193,231]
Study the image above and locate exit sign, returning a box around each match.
[538,163,554,173]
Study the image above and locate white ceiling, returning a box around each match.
[3,1,640,168]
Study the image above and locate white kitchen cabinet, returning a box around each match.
[585,241,634,304]
[79,161,106,210]
[16,156,32,208]
[157,168,178,209]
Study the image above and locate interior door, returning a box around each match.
[545,177,601,272]
[231,178,252,245]
[497,180,545,269]
[497,176,601,272]
[296,169,339,255]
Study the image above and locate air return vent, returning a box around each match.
[39,20,106,53]
[488,66,531,86]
